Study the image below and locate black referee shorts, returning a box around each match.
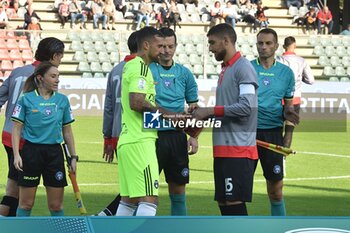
[18,141,67,187]
[4,145,18,181]
[156,130,189,185]
[256,127,284,181]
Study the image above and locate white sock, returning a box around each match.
[115,201,137,216]
[135,202,157,216]
[97,211,107,216]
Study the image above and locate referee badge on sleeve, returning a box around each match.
[12,104,22,118]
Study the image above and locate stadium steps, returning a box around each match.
[4,0,343,80]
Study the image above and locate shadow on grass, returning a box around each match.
[27,189,350,217]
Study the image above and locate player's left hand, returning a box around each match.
[187,103,199,113]
[284,108,299,125]
[103,144,114,163]
[70,158,77,173]
[188,137,198,155]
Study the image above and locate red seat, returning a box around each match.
[3,70,12,77]
[0,39,6,49]
[1,60,13,71]
[21,50,33,61]
[0,30,6,38]
[0,49,10,60]
[13,60,24,69]
[6,39,18,49]
[9,50,22,60]
[18,39,30,50]
[6,31,16,39]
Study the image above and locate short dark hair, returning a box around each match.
[257,28,278,43]
[35,37,65,61]
[159,27,177,45]
[137,27,163,52]
[283,36,296,48]
[127,31,139,54]
[207,23,237,44]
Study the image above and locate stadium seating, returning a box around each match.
[5,0,341,80]
[13,60,24,69]
[98,52,110,63]
[78,62,91,72]
[340,77,350,82]
[74,51,87,62]
[1,60,13,70]
[9,50,22,60]
[0,49,10,60]
[335,66,346,76]
[110,52,120,64]
[87,51,99,62]
[21,50,33,61]
[90,62,103,72]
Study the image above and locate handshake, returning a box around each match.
[162,105,214,122]
[161,105,216,138]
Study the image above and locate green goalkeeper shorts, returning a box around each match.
[118,140,159,198]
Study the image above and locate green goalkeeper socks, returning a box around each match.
[271,199,286,216]
[170,193,187,216]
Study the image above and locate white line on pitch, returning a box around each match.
[81,142,350,158]
[73,175,350,187]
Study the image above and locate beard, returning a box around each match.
[214,49,226,62]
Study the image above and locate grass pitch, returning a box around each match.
[0,116,349,216]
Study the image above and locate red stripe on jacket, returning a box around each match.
[213,145,258,160]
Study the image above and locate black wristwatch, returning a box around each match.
[71,155,79,162]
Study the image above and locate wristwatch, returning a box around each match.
[71,155,79,162]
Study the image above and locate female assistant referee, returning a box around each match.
[11,62,77,217]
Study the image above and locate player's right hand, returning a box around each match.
[13,154,23,172]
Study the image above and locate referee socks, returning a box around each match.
[50,209,64,216]
[170,193,187,216]
[271,199,286,216]
[16,207,31,217]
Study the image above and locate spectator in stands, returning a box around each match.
[113,0,126,17]
[69,0,87,29]
[210,1,225,28]
[103,0,116,30]
[340,24,350,36]
[155,1,169,29]
[285,0,302,9]
[91,0,107,29]
[182,0,198,7]
[27,16,41,41]
[58,0,69,29]
[222,1,239,28]
[303,7,316,34]
[135,0,153,31]
[316,5,333,35]
[23,5,40,29]
[304,0,317,9]
[255,1,268,29]
[0,5,9,29]
[167,0,181,31]
[239,0,258,32]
